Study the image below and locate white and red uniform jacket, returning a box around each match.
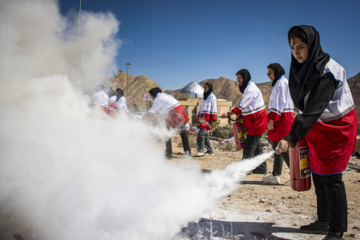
[232,82,268,135]
[197,93,217,130]
[109,95,117,104]
[114,96,129,113]
[303,58,358,175]
[145,93,189,127]
[108,96,129,117]
[89,90,109,107]
[267,76,295,141]
[89,90,109,113]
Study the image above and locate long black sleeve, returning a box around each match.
[284,73,339,147]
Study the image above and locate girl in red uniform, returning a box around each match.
[222,69,268,174]
[195,83,217,156]
[262,63,294,184]
[276,25,358,240]
[114,88,129,114]
[144,87,191,159]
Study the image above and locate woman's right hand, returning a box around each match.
[268,120,274,130]
[275,140,291,155]
[220,112,228,118]
[194,127,200,135]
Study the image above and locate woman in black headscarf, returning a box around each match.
[237,69,251,94]
[148,87,162,99]
[268,63,285,87]
[195,82,217,156]
[276,25,358,240]
[144,87,191,159]
[221,69,268,174]
[114,88,128,113]
[262,63,294,185]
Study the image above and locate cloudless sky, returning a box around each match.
[59,0,360,91]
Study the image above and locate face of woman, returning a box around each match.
[267,68,275,82]
[290,37,309,64]
[204,84,209,93]
[236,74,243,86]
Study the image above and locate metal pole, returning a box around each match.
[125,62,131,99]
[77,0,82,41]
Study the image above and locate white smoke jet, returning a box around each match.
[0,1,271,239]
[201,152,273,200]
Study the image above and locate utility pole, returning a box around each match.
[77,0,82,41]
[126,62,131,99]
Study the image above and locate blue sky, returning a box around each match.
[59,0,360,91]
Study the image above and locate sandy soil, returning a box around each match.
[169,134,360,240]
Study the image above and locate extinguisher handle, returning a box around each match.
[227,112,239,122]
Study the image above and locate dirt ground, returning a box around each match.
[169,134,360,240]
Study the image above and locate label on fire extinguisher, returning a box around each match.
[299,146,311,178]
[237,127,244,143]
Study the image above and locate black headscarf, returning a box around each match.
[149,87,162,98]
[236,69,251,94]
[115,88,124,100]
[288,25,330,110]
[203,82,213,100]
[268,63,285,87]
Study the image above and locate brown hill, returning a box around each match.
[167,74,360,121]
[348,72,360,121]
[109,70,160,110]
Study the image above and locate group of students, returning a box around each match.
[142,81,219,159]
[150,25,356,240]
[221,25,357,240]
[221,65,294,180]
[89,84,129,115]
[89,25,357,240]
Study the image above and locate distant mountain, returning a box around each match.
[166,77,272,110]
[347,72,360,121]
[110,70,360,123]
[167,73,360,121]
[110,70,160,111]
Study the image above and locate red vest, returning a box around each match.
[304,59,358,175]
[306,109,358,175]
[232,107,267,136]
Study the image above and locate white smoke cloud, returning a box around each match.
[0,0,119,91]
[0,1,210,239]
[0,1,271,239]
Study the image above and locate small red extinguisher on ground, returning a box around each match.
[289,138,311,191]
[232,121,244,150]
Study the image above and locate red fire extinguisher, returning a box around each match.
[289,138,311,191]
[232,121,244,150]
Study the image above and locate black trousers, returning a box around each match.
[243,134,267,174]
[271,141,290,176]
[312,173,347,233]
[165,122,191,158]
